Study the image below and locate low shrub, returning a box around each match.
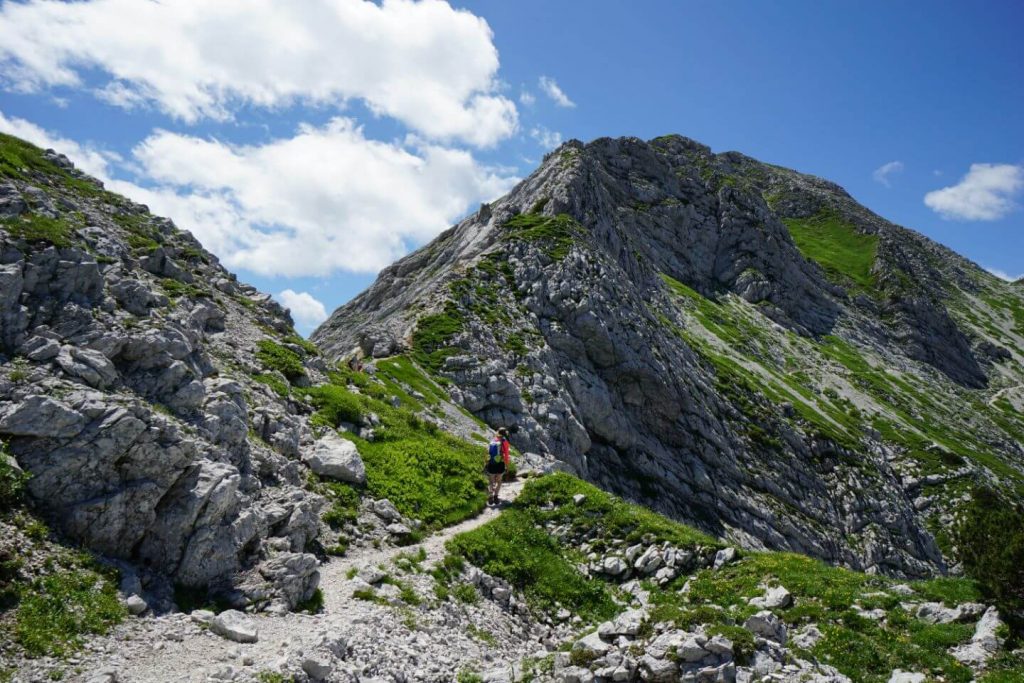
[256,340,305,382]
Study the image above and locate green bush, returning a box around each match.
[15,570,126,657]
[955,487,1024,618]
[303,384,364,428]
[256,340,306,382]
[253,373,290,398]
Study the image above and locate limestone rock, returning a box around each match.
[210,610,258,643]
[303,432,366,484]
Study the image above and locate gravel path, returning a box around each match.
[26,481,539,683]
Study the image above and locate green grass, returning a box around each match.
[256,339,305,383]
[0,132,103,197]
[295,588,324,614]
[448,507,616,620]
[300,373,487,528]
[447,474,718,622]
[14,569,126,657]
[411,303,465,373]
[783,210,879,290]
[282,334,319,356]
[376,356,449,407]
[1,214,74,247]
[307,475,362,528]
[160,278,209,300]
[502,212,583,261]
[517,473,718,549]
[656,551,980,683]
[253,373,290,398]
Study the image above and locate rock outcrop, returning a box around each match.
[0,134,328,611]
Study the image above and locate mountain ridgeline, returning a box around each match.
[314,134,1024,578]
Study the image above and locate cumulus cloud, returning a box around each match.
[277,289,328,328]
[529,126,562,150]
[121,118,518,276]
[924,163,1024,221]
[0,0,517,147]
[1,112,517,277]
[538,76,574,108]
[872,160,903,187]
[0,110,118,180]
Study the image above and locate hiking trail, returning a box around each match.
[69,480,531,683]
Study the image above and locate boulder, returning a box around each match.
[210,609,258,643]
[713,547,737,569]
[744,610,787,644]
[888,672,926,683]
[749,585,792,609]
[303,432,366,484]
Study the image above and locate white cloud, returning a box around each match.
[0,110,118,180]
[538,76,574,108]
[872,160,903,187]
[924,163,1024,221]
[120,118,518,276]
[985,267,1024,282]
[0,0,517,147]
[529,126,562,150]
[277,289,328,328]
[519,90,536,106]
[1,112,518,277]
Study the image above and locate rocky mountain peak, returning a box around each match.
[314,133,1024,579]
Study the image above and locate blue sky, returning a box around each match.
[0,0,1021,334]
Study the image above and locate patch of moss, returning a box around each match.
[503,212,583,261]
[256,339,305,383]
[411,303,465,373]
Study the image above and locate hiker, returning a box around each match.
[486,427,511,505]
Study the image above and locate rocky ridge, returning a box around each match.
[0,132,336,617]
[314,134,1024,578]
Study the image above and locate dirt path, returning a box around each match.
[61,481,530,683]
[987,384,1023,407]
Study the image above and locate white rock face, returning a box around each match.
[210,610,259,643]
[888,671,926,683]
[950,606,1005,668]
[303,432,366,484]
[749,585,792,609]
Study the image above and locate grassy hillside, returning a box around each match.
[446,474,1024,683]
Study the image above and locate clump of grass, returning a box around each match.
[160,278,209,300]
[517,473,719,549]
[411,304,465,373]
[256,339,305,383]
[503,212,583,261]
[282,334,319,356]
[782,209,878,291]
[452,583,480,605]
[295,588,324,614]
[15,570,126,657]
[1,214,74,247]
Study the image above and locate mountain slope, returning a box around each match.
[314,134,1024,578]
[0,132,329,616]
